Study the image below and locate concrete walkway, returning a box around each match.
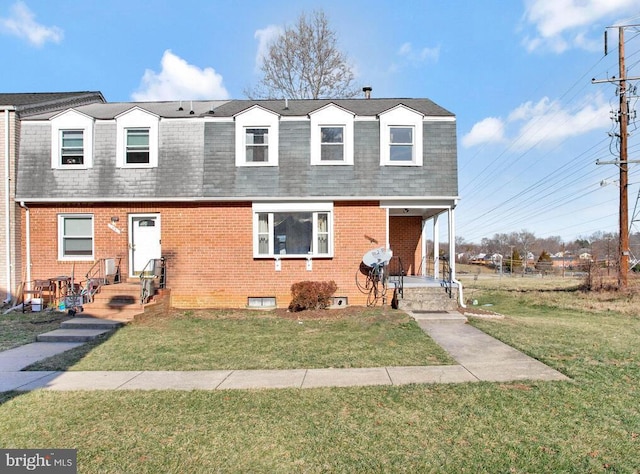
[0,312,569,392]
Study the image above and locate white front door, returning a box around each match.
[129,214,161,276]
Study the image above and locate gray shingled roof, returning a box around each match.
[212,98,454,118]
[23,98,454,121]
[0,92,106,118]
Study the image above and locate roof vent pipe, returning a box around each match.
[363,86,372,99]
[284,98,289,110]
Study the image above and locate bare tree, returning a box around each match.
[246,10,359,99]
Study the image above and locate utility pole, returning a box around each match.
[593,24,640,289]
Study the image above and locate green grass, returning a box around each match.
[26,307,454,371]
[0,310,69,351]
[2,291,640,472]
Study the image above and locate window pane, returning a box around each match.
[246,128,268,145]
[317,213,328,233]
[317,213,329,254]
[64,217,91,236]
[273,212,312,255]
[127,151,150,163]
[321,144,344,161]
[390,145,413,161]
[246,146,268,162]
[321,127,343,144]
[64,238,93,256]
[62,130,83,147]
[390,127,412,144]
[127,129,149,146]
[258,214,269,254]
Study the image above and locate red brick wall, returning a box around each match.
[389,216,423,276]
[21,201,387,308]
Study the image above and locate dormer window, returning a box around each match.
[234,106,279,167]
[310,104,354,165]
[50,109,94,169]
[379,105,424,166]
[115,107,159,168]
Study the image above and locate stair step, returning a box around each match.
[61,317,124,330]
[36,328,113,343]
[75,308,140,322]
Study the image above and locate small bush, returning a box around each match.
[288,280,338,312]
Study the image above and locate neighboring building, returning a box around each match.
[0,92,105,303]
[16,97,459,308]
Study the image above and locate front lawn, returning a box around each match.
[0,310,70,351]
[2,289,638,471]
[26,306,454,371]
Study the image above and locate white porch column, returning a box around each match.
[421,219,427,277]
[448,207,456,279]
[433,214,440,279]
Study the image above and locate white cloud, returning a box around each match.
[0,1,63,47]
[397,42,440,63]
[132,50,230,101]
[253,25,283,70]
[522,0,637,53]
[462,117,506,148]
[509,95,610,149]
[464,93,610,149]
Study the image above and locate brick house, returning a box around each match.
[16,97,460,309]
[0,92,105,303]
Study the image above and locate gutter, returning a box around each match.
[19,201,29,295]
[4,107,15,303]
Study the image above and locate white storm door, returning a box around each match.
[129,214,161,276]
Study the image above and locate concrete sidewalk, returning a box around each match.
[0,312,569,392]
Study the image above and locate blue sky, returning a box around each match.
[2,0,640,244]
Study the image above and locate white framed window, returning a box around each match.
[245,128,269,162]
[235,106,279,166]
[310,104,354,165]
[50,109,94,169]
[116,107,159,168]
[253,202,333,258]
[58,214,94,261]
[389,126,414,162]
[379,105,424,166]
[320,126,344,161]
[125,128,150,164]
[60,130,84,165]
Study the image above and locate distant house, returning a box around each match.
[0,92,105,302]
[16,97,460,309]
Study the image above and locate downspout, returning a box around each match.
[4,108,14,303]
[19,201,30,295]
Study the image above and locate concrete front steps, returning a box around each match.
[81,281,144,321]
[36,317,124,342]
[396,286,459,312]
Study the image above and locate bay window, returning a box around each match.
[253,203,333,257]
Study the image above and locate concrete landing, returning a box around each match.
[0,342,83,372]
[36,328,112,343]
[60,317,124,330]
[416,317,569,382]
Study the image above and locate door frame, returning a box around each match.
[128,213,161,278]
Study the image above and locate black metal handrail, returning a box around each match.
[441,256,453,298]
[139,257,166,304]
[388,255,404,299]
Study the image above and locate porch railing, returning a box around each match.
[387,255,404,300]
[441,256,453,298]
[140,257,166,304]
[83,257,121,302]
